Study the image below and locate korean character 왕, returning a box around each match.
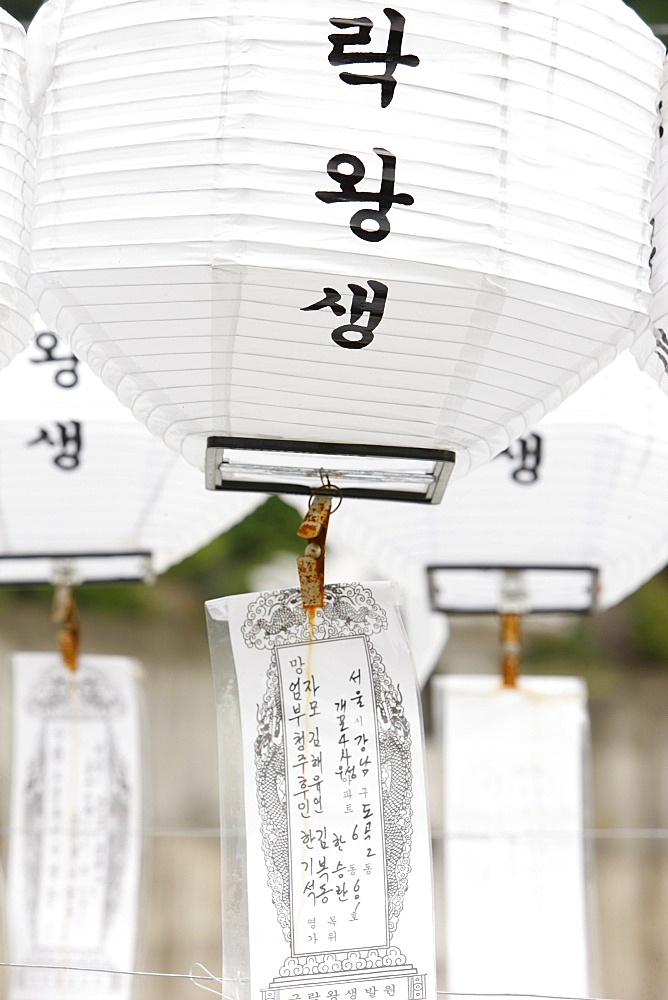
[316,149,412,242]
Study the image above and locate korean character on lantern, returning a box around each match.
[327,8,419,108]
[27,420,83,470]
[302,280,388,350]
[30,331,80,388]
[315,148,413,242]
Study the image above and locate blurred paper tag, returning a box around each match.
[7,653,142,999]
[432,675,593,997]
[207,582,436,1000]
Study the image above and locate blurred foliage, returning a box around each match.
[522,569,668,674]
[632,0,668,26]
[165,494,303,602]
[524,617,606,671]
[625,570,668,661]
[2,0,43,21]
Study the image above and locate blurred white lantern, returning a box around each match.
[25,0,663,503]
[0,11,34,371]
[331,353,668,615]
[635,55,668,391]
[0,331,263,585]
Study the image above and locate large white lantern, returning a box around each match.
[24,0,663,503]
[0,331,263,586]
[330,352,668,616]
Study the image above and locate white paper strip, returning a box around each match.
[7,653,142,1000]
[432,675,593,998]
[207,582,436,1000]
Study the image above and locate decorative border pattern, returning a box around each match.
[251,584,412,973]
[242,583,388,649]
[23,664,130,940]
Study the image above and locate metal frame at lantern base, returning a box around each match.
[206,436,456,504]
[0,551,154,587]
[427,564,600,616]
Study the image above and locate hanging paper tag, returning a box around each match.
[432,675,595,997]
[7,653,143,1000]
[207,582,436,1000]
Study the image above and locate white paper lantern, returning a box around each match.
[330,353,668,613]
[0,332,264,584]
[24,0,663,502]
[0,11,34,371]
[635,54,668,391]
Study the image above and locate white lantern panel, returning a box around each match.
[7,653,143,1000]
[0,13,35,371]
[27,0,663,485]
[635,54,668,391]
[428,566,599,615]
[433,675,593,997]
[331,353,668,611]
[0,333,264,583]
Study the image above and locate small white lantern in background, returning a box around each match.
[0,332,265,587]
[24,0,663,502]
[331,352,668,620]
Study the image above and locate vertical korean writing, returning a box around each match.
[36,721,113,952]
[288,654,322,823]
[26,332,86,471]
[307,8,420,350]
[276,637,387,954]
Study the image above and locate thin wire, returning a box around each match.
[0,962,224,981]
[0,965,620,1000]
[431,829,668,841]
[1,825,668,840]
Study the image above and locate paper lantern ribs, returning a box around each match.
[330,352,668,621]
[5,0,660,502]
[0,332,264,586]
[635,55,668,392]
[0,11,34,371]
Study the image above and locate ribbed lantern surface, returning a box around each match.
[0,11,33,370]
[331,353,668,611]
[26,0,663,486]
[635,55,668,391]
[0,332,263,584]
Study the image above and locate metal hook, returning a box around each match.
[310,470,343,513]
